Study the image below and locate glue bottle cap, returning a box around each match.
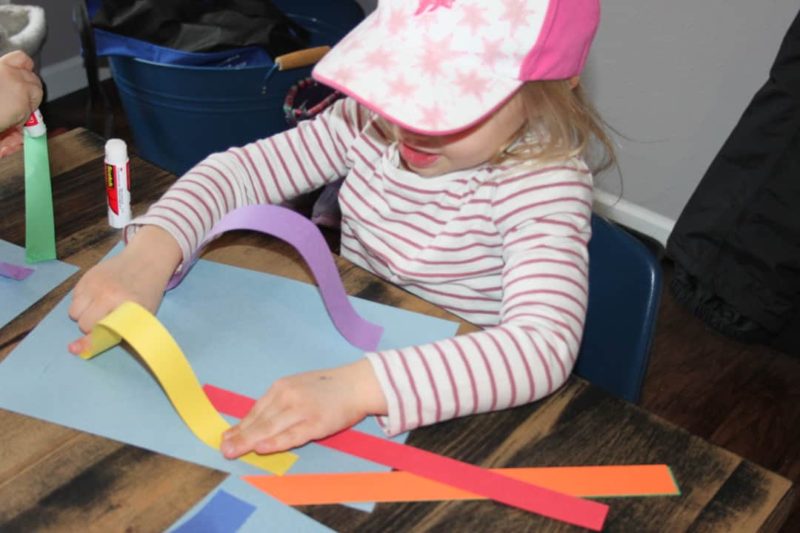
[24,109,47,137]
[105,138,128,162]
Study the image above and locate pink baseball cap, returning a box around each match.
[312,0,600,135]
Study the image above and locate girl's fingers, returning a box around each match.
[253,422,313,455]
[220,396,275,456]
[68,288,91,321]
[75,293,128,334]
[76,301,109,334]
[68,292,98,333]
[222,405,305,458]
[68,335,91,355]
[228,393,274,435]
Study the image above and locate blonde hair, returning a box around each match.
[495,80,616,173]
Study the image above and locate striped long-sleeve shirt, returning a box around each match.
[126,97,593,436]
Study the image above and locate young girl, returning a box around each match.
[69,0,614,459]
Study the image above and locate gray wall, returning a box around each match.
[24,0,80,66]
[589,1,798,221]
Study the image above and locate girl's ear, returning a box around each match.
[569,76,580,89]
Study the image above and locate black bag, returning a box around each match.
[90,0,310,58]
[666,10,800,355]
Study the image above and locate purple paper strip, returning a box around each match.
[166,205,383,351]
[0,261,35,281]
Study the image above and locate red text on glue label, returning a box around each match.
[106,163,119,214]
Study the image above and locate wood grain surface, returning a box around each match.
[0,129,794,532]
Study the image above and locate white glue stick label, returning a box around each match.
[105,139,131,228]
[24,109,47,137]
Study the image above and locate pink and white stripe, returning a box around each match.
[127,97,592,436]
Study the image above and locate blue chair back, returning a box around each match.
[573,215,662,403]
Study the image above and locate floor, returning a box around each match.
[645,262,800,531]
[42,81,800,532]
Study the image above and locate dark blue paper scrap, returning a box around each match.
[173,489,256,533]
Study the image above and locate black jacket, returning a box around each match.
[666,10,800,355]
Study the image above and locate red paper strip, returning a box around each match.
[204,384,609,531]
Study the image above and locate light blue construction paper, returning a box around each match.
[0,239,78,329]
[168,476,331,533]
[0,244,459,509]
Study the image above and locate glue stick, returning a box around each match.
[104,138,131,228]
[24,109,47,137]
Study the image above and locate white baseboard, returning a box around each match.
[593,189,675,247]
[40,54,111,102]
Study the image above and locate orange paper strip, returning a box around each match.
[205,384,608,529]
[244,465,679,505]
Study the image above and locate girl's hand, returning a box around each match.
[0,51,43,132]
[68,226,182,354]
[221,359,387,456]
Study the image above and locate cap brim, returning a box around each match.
[312,15,523,136]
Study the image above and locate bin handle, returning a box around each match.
[275,46,331,71]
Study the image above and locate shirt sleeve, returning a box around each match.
[365,164,592,435]
[123,97,369,264]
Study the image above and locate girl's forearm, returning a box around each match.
[123,225,183,284]
[349,358,388,416]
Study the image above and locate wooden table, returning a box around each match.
[0,129,794,532]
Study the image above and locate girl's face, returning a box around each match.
[395,92,526,177]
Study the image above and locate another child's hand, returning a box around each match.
[68,226,183,354]
[0,127,23,158]
[221,359,387,457]
[0,51,43,133]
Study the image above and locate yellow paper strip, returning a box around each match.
[80,301,297,475]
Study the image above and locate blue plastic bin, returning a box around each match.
[110,2,363,175]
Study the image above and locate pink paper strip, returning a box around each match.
[0,261,35,281]
[167,205,382,351]
[204,384,609,531]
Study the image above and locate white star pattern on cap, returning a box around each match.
[313,0,599,134]
[415,0,456,15]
